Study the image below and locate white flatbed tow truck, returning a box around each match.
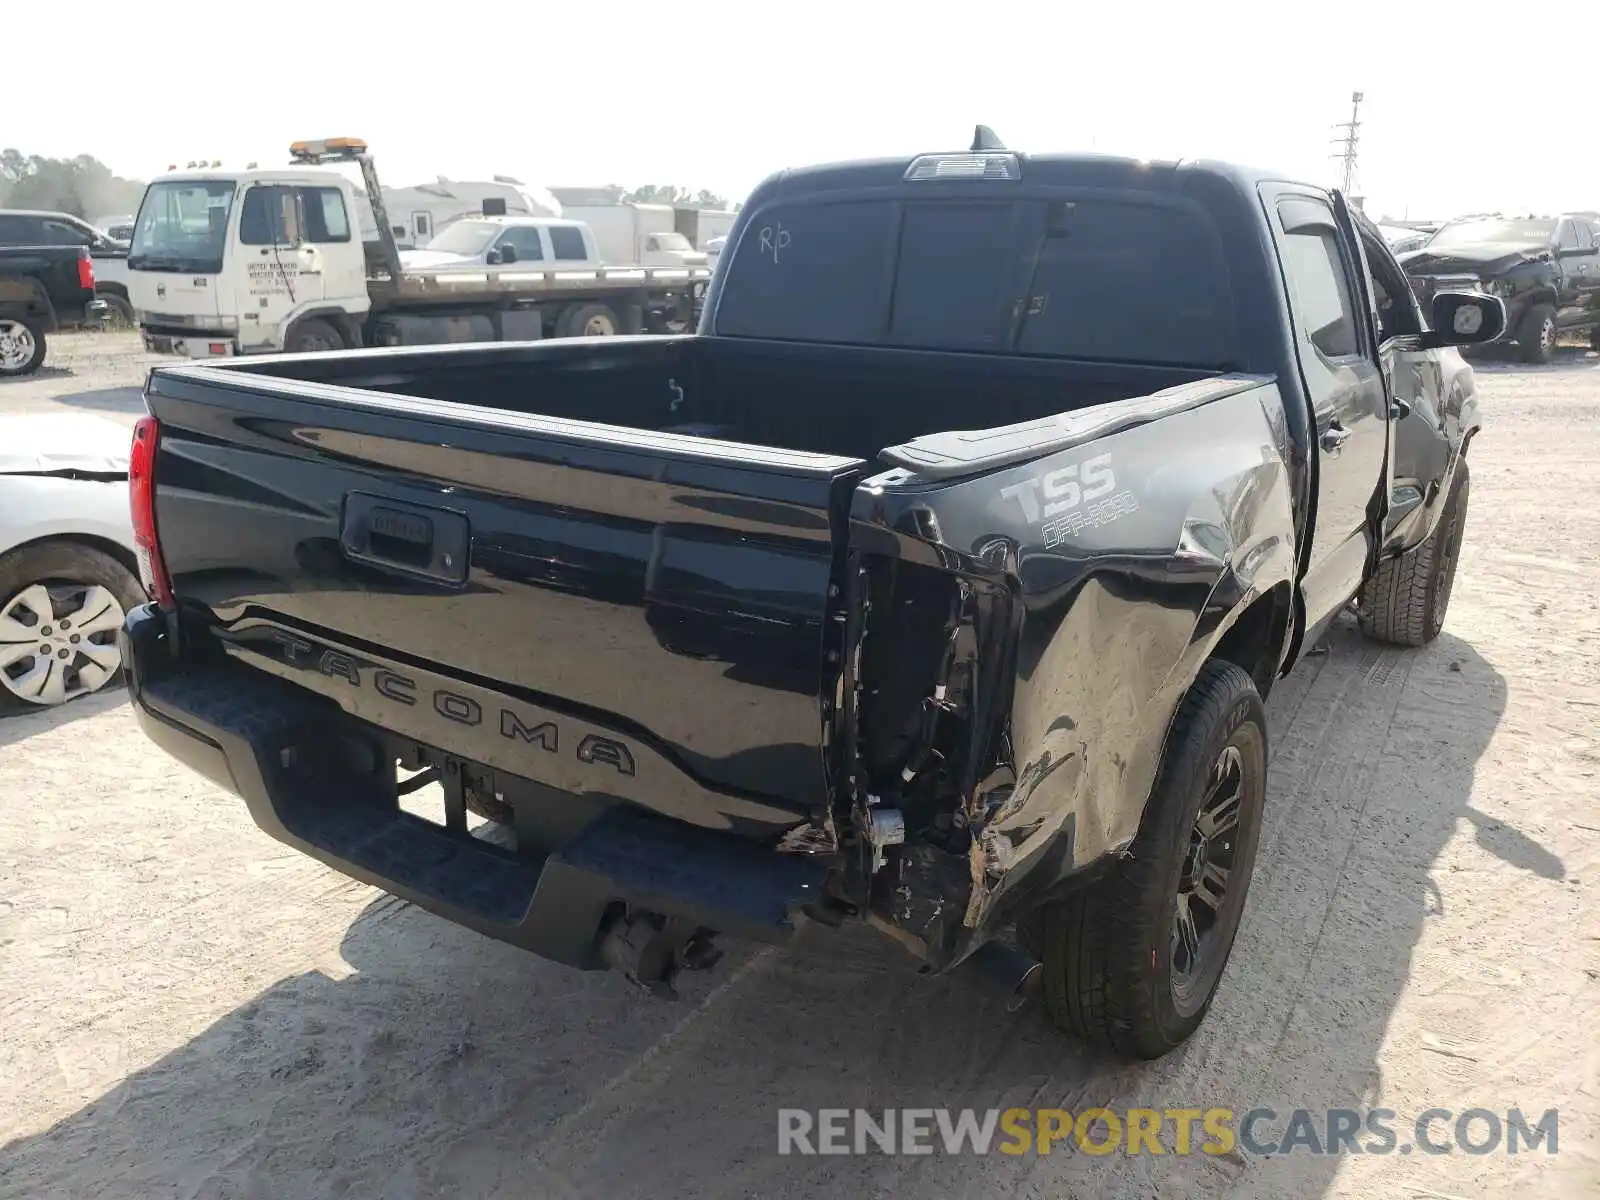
[126,138,710,356]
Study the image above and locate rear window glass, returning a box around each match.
[1016,201,1233,366]
[716,200,895,343]
[715,196,1234,366]
[889,201,1023,351]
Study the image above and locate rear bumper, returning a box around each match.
[118,604,829,969]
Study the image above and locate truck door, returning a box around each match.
[296,184,365,315]
[236,184,324,346]
[1552,218,1589,328]
[1567,219,1600,331]
[1266,188,1391,638]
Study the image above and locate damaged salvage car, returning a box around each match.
[118,131,1496,1058]
[1,413,142,709]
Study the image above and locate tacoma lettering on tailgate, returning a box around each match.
[265,628,637,776]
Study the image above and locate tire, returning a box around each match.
[1588,326,1600,352]
[0,315,48,378]
[284,317,344,354]
[1025,659,1269,1059]
[558,303,621,338]
[97,292,136,329]
[0,543,144,711]
[1517,303,1557,364]
[1359,459,1470,647]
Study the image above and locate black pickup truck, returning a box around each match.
[119,134,1502,1059]
[0,244,106,377]
[1400,213,1600,362]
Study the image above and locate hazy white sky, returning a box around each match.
[11,2,1590,221]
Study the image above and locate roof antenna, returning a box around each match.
[971,125,1006,152]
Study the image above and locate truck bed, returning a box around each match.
[231,335,1219,462]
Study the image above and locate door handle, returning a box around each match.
[1320,423,1352,454]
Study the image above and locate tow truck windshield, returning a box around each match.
[129,180,237,274]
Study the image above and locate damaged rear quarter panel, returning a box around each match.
[851,382,1298,966]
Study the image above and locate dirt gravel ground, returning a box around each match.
[1,333,1597,1199]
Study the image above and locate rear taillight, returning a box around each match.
[77,249,94,291]
[129,416,174,608]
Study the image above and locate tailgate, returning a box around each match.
[144,366,864,833]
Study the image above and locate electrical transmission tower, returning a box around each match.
[1332,91,1364,199]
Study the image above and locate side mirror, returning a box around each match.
[496,243,518,264]
[1422,291,1506,348]
[485,248,502,264]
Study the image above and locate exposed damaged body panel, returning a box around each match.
[840,383,1299,969]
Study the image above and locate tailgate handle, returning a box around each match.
[341,492,470,585]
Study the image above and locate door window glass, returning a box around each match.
[496,226,545,261]
[1278,223,1361,359]
[300,187,350,243]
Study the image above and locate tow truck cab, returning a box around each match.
[126,143,376,357]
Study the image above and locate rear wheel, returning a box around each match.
[1517,303,1557,364]
[1025,660,1268,1059]
[1589,326,1600,352]
[0,316,47,377]
[284,317,344,354]
[558,303,621,338]
[0,544,144,710]
[97,292,136,330]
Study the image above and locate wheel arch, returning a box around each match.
[1208,582,1295,701]
[283,308,360,350]
[1,533,141,583]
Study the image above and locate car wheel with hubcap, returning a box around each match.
[0,544,144,710]
[1021,659,1268,1059]
[0,316,48,378]
[558,303,621,338]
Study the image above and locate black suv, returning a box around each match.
[1400,214,1600,362]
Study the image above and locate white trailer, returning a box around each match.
[380,177,564,249]
[125,138,708,357]
[673,207,738,250]
[563,203,708,267]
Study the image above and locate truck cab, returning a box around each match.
[127,162,371,358]
[398,216,603,272]
[0,209,135,324]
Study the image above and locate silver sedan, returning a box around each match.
[0,412,142,709]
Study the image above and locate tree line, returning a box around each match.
[622,184,738,211]
[1,150,739,223]
[0,150,148,219]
